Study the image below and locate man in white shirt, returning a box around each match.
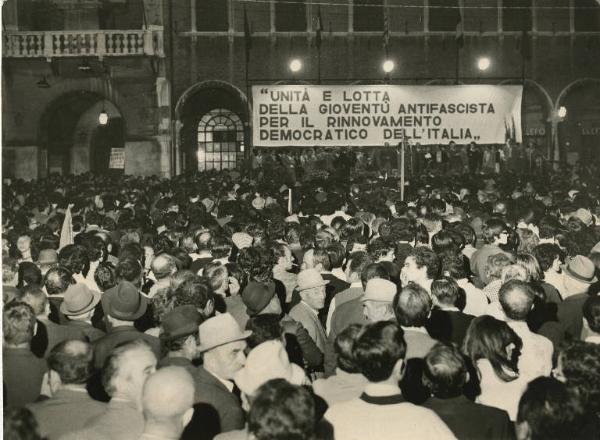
[499,280,553,380]
[325,321,456,440]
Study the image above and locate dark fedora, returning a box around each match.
[242,281,276,316]
[101,280,147,321]
[160,305,203,341]
[564,255,598,284]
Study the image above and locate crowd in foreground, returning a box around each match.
[4,157,600,440]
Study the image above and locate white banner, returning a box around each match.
[252,85,522,147]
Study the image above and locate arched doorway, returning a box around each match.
[176,81,250,173]
[39,91,123,175]
[555,79,600,165]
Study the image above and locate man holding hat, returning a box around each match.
[188,313,251,439]
[62,283,105,342]
[289,268,329,354]
[93,280,160,369]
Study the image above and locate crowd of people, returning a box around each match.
[3,151,600,440]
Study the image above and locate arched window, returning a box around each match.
[197,108,244,171]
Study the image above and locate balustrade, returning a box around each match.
[3,29,164,59]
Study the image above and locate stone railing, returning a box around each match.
[3,28,164,59]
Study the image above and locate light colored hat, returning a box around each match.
[198,313,252,352]
[232,232,253,250]
[574,208,594,227]
[563,255,598,284]
[361,278,397,303]
[60,283,101,316]
[201,198,215,212]
[252,196,266,210]
[296,268,329,291]
[234,340,307,396]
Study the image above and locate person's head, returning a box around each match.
[423,343,469,399]
[360,262,390,289]
[43,266,74,296]
[115,258,143,287]
[58,244,90,276]
[102,340,158,407]
[272,242,293,271]
[245,314,284,350]
[3,407,44,440]
[499,279,535,322]
[485,253,513,281]
[204,262,229,294]
[483,218,509,245]
[361,278,396,322]
[172,276,215,318]
[367,238,395,262]
[431,230,459,255]
[17,262,42,289]
[353,321,406,383]
[3,301,36,346]
[2,256,19,287]
[344,251,371,283]
[583,295,600,334]
[297,268,328,311]
[47,340,94,394]
[532,244,563,273]
[150,254,177,281]
[557,341,600,415]
[453,223,476,248]
[517,228,540,254]
[18,285,48,317]
[393,282,432,328]
[311,248,331,271]
[160,305,203,360]
[140,367,195,436]
[248,379,315,440]
[200,313,250,380]
[516,253,543,282]
[431,276,460,308]
[463,315,522,382]
[334,324,363,374]
[516,377,586,440]
[402,247,440,286]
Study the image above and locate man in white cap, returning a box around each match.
[189,313,251,439]
[361,278,397,322]
[289,268,329,354]
[214,340,308,440]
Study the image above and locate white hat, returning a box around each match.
[234,340,307,396]
[361,278,397,303]
[296,268,329,291]
[198,313,252,352]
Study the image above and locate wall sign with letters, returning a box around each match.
[252,85,523,147]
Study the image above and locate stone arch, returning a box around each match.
[175,80,251,173]
[175,80,250,121]
[38,90,123,175]
[554,78,600,164]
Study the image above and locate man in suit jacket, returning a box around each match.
[540,256,596,345]
[394,283,438,359]
[18,286,86,358]
[422,344,515,440]
[185,313,251,440]
[61,339,158,440]
[289,269,329,354]
[93,281,160,369]
[291,249,350,325]
[28,341,106,440]
[425,277,474,346]
[3,302,47,407]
